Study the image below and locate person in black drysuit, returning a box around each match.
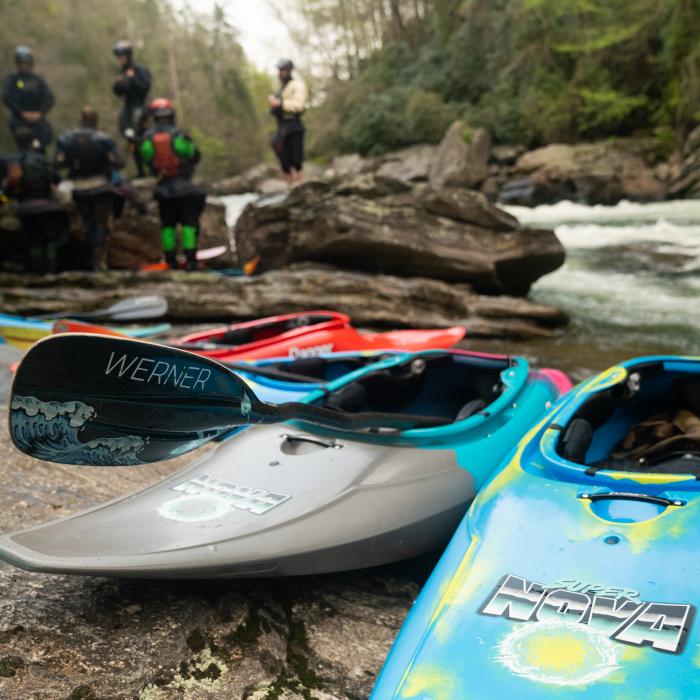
[54,107,125,271]
[268,58,307,186]
[139,98,205,271]
[112,40,151,177]
[0,126,66,273]
[3,46,54,152]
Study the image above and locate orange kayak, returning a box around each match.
[171,311,466,362]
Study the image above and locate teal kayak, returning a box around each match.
[1,348,570,578]
[372,355,700,698]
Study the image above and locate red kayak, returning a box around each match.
[172,311,466,361]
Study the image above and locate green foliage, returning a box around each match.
[295,0,700,154]
[339,89,409,155]
[577,88,649,135]
[406,90,457,143]
[0,0,272,180]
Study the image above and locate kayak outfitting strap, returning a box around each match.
[612,409,700,461]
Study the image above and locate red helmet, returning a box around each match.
[149,97,175,120]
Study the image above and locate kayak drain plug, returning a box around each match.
[604,535,621,545]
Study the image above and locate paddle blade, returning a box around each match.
[9,335,259,466]
[98,295,168,321]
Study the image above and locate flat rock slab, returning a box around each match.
[0,266,567,339]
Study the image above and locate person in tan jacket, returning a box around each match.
[268,58,307,186]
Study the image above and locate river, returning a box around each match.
[489,199,700,380]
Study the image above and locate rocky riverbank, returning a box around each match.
[213,121,700,208]
[0,266,567,339]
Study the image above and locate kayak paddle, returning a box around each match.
[30,295,168,322]
[9,335,447,466]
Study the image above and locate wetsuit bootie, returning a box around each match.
[184,249,197,271]
[165,251,178,270]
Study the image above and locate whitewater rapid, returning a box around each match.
[505,200,700,356]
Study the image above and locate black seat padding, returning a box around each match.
[326,383,368,413]
[220,328,255,346]
[561,418,593,463]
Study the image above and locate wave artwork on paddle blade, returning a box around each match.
[9,395,146,466]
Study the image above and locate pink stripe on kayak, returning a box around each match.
[537,368,573,394]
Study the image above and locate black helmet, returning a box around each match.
[113,40,133,60]
[276,58,294,71]
[14,46,34,65]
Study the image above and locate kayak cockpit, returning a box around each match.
[308,352,513,427]
[556,358,700,477]
[179,312,347,350]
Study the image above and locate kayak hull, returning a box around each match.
[372,355,700,699]
[0,428,473,578]
[0,320,171,350]
[0,350,568,578]
[173,311,466,361]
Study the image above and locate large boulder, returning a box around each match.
[429,122,491,190]
[324,153,377,179]
[0,266,568,339]
[502,141,666,205]
[234,178,564,296]
[376,144,436,183]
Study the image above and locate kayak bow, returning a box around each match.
[372,355,700,699]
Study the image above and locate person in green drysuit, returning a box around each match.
[139,97,205,270]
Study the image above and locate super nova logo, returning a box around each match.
[170,472,290,516]
[480,574,694,654]
[105,351,212,390]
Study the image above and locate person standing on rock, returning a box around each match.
[268,58,307,186]
[112,40,151,178]
[139,97,205,271]
[0,126,67,273]
[3,46,54,152]
[54,107,125,271]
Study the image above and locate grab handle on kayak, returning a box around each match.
[281,434,341,450]
[579,492,685,507]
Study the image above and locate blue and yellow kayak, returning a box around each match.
[372,355,700,699]
[0,315,171,350]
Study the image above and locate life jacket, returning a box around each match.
[152,131,181,178]
[4,160,23,197]
[62,128,109,179]
[4,152,51,201]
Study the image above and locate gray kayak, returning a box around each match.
[0,350,568,578]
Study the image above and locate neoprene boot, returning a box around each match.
[165,251,178,270]
[184,249,197,271]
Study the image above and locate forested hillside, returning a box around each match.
[0,0,272,179]
[288,0,700,157]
